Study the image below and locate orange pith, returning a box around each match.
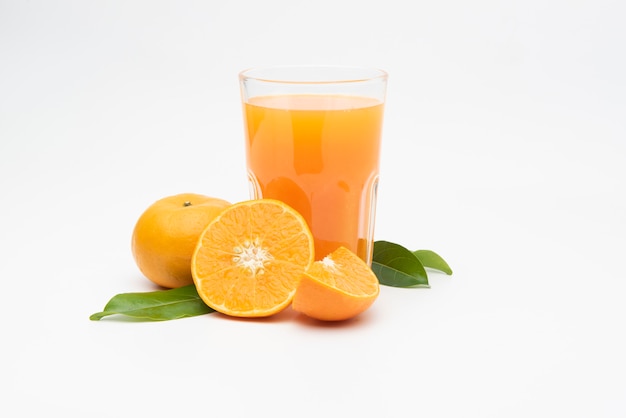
[191,199,314,318]
[292,246,380,321]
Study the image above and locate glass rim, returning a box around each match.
[239,65,388,85]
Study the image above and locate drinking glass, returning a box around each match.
[239,66,387,264]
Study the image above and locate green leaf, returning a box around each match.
[89,284,214,321]
[372,241,429,288]
[413,250,453,275]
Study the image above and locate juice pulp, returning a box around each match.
[243,94,384,263]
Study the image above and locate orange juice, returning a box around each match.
[243,94,384,263]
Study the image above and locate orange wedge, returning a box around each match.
[191,199,314,317]
[292,246,380,321]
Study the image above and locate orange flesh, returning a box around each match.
[191,199,314,317]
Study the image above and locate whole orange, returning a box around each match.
[131,193,231,288]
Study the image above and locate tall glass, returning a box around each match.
[239,66,387,265]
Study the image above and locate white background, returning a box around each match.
[1,0,625,416]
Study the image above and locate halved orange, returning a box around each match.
[292,246,380,321]
[191,199,314,317]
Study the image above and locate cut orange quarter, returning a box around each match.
[191,199,314,318]
[292,246,380,321]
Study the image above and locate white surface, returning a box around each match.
[1,1,625,417]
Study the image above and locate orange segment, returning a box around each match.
[191,199,314,317]
[292,246,380,321]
